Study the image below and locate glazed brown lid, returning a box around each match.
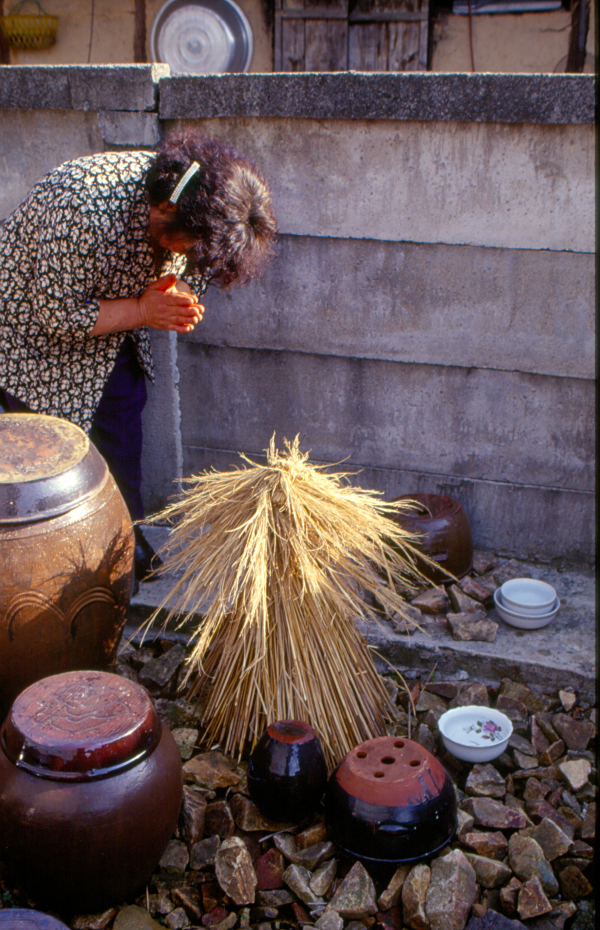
[334,736,448,807]
[0,414,108,522]
[1,671,161,781]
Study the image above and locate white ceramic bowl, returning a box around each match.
[500,578,556,616]
[438,705,513,763]
[494,589,559,630]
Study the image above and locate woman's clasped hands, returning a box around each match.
[138,274,204,334]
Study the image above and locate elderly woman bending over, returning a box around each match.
[0,130,277,580]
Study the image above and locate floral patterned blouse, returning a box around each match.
[0,151,206,433]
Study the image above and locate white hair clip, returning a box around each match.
[169,161,201,204]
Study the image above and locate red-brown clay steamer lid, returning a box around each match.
[266,720,316,744]
[1,670,161,781]
[334,736,448,807]
[0,911,71,929]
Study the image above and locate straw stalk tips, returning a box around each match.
[141,436,430,768]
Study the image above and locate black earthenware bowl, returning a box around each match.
[325,736,456,864]
[248,720,328,823]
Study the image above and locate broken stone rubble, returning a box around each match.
[4,633,591,930]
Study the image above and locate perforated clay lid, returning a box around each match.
[334,736,448,807]
[1,670,161,781]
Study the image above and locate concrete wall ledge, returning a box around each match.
[0,64,169,112]
[159,72,595,124]
[0,67,592,124]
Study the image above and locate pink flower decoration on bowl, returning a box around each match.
[466,719,504,743]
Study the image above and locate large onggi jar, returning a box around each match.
[0,670,183,910]
[0,414,134,718]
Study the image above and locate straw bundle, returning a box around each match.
[142,437,429,767]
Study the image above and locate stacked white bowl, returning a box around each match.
[493,577,559,629]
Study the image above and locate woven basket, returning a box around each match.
[0,0,58,49]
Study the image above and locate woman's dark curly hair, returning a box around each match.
[146,130,277,288]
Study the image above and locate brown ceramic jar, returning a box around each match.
[0,414,134,719]
[391,493,473,582]
[0,670,183,911]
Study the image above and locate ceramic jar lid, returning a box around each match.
[334,735,449,807]
[265,720,317,744]
[1,671,161,781]
[0,414,107,522]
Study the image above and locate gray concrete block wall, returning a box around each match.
[175,342,593,562]
[197,235,594,380]
[142,330,184,516]
[167,93,594,564]
[0,64,169,112]
[0,68,594,563]
[0,66,167,217]
[172,116,594,253]
[158,73,594,124]
[180,447,594,565]
[177,344,593,492]
[0,109,104,217]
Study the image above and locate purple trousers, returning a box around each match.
[0,336,147,520]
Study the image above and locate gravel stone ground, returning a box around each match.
[0,635,594,930]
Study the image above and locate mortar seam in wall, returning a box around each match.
[274,232,595,258]
[182,446,595,498]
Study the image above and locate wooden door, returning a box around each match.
[349,0,428,71]
[273,0,428,72]
[274,0,349,72]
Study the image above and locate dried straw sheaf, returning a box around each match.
[142,436,429,767]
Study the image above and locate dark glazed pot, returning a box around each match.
[390,493,473,582]
[0,670,183,911]
[325,736,456,864]
[248,720,328,823]
[0,912,70,930]
[0,415,134,719]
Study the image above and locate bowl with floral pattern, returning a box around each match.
[437,705,513,763]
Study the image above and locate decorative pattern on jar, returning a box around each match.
[0,414,134,718]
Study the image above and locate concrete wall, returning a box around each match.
[0,67,594,564]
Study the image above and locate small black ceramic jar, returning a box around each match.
[248,720,328,823]
[325,736,456,864]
